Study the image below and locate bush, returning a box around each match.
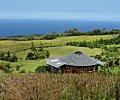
[26,42,50,60]
[16,65,21,71]
[0,51,18,62]
[100,46,120,68]
[40,32,59,40]
[26,52,37,60]
[9,53,18,62]
[35,65,48,73]
[61,28,85,36]
[45,50,50,58]
[0,63,14,74]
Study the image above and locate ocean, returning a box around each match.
[0,19,120,37]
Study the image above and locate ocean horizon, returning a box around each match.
[0,19,120,37]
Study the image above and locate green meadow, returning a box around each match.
[0,34,119,72]
[0,35,113,51]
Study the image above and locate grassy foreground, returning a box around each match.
[0,73,120,100]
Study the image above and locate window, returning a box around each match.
[88,67,93,72]
[80,67,83,72]
[66,66,71,70]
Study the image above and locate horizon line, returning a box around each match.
[0,18,120,22]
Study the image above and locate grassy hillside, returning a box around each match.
[0,35,114,51]
[0,34,120,73]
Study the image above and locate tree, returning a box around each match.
[40,32,59,40]
[0,51,18,62]
[101,46,120,67]
[26,42,50,60]
[45,50,50,58]
[10,53,18,62]
[31,42,37,52]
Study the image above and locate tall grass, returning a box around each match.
[0,73,120,100]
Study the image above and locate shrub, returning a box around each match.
[16,65,21,71]
[61,28,85,36]
[0,63,14,74]
[0,51,6,60]
[26,52,37,60]
[9,53,18,62]
[45,50,50,58]
[0,51,18,62]
[26,42,50,60]
[100,46,120,68]
[41,32,59,40]
[35,65,48,73]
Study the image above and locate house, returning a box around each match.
[46,51,105,73]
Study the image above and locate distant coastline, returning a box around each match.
[0,19,120,37]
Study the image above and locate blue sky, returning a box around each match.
[0,0,120,20]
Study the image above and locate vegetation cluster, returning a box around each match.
[93,46,120,74]
[26,42,50,60]
[35,65,49,73]
[0,63,14,74]
[0,51,18,62]
[61,28,119,36]
[40,32,59,40]
[0,28,119,41]
[66,34,120,48]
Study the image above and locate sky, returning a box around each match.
[0,0,120,20]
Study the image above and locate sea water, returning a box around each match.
[0,19,120,37]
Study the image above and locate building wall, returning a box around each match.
[84,67,89,72]
[61,65,97,73]
[72,67,80,74]
[49,65,98,73]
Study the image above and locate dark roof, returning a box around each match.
[46,51,105,68]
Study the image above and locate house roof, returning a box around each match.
[46,57,65,68]
[46,51,105,68]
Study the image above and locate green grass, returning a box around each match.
[0,34,118,73]
[0,35,114,51]
[0,46,101,72]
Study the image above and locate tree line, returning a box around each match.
[66,34,120,48]
[0,28,119,41]
[0,42,50,62]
